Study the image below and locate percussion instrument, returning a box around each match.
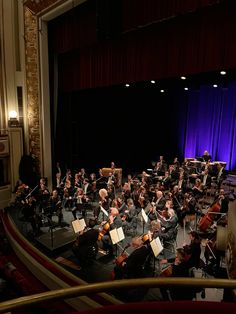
[216,225,228,252]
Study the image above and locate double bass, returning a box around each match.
[198,201,221,232]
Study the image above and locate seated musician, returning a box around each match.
[21,195,41,236]
[216,163,227,190]
[216,188,229,214]
[201,168,212,190]
[121,198,138,235]
[160,248,196,301]
[82,178,93,200]
[183,231,201,269]
[72,218,99,267]
[153,204,178,244]
[93,188,111,222]
[202,150,212,162]
[161,171,172,191]
[151,190,166,214]
[192,178,204,199]
[100,207,122,256]
[46,189,63,226]
[72,188,89,219]
[121,182,132,203]
[113,235,152,280]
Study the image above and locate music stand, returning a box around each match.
[150,237,163,276]
[109,227,125,257]
[141,209,148,233]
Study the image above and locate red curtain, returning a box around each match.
[49,0,236,91]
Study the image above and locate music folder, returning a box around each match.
[150,237,163,257]
[72,218,86,234]
[109,227,125,245]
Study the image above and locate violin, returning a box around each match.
[160,265,173,277]
[115,252,128,267]
[98,221,110,241]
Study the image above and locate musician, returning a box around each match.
[216,163,227,189]
[173,157,180,171]
[121,182,132,203]
[101,207,122,256]
[214,188,229,214]
[160,248,196,300]
[94,188,111,222]
[154,206,178,244]
[136,186,149,211]
[82,178,93,200]
[21,195,41,235]
[183,231,201,269]
[201,168,212,190]
[47,189,63,226]
[170,185,184,215]
[192,178,204,199]
[127,174,135,192]
[153,190,166,212]
[122,198,138,235]
[72,188,89,219]
[72,218,99,267]
[161,171,172,191]
[37,182,50,213]
[113,235,151,280]
[202,150,212,162]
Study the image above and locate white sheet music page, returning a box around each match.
[117,227,125,241]
[141,208,148,223]
[109,228,119,244]
[150,237,163,257]
[72,218,86,233]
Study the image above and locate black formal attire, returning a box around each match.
[184,240,201,269]
[101,216,123,256]
[72,228,99,266]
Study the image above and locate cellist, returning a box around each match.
[100,207,122,256]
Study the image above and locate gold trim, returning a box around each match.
[1,277,236,313]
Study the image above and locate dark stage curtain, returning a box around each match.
[55,81,236,174]
[48,0,236,91]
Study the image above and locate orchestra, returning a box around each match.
[11,155,232,301]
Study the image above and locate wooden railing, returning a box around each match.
[0,277,236,313]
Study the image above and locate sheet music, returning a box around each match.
[150,237,163,257]
[141,208,148,223]
[100,205,109,217]
[117,227,125,241]
[72,218,86,234]
[109,227,125,244]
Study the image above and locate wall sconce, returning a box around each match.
[8,110,19,127]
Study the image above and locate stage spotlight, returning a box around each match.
[181,76,186,80]
[220,70,226,75]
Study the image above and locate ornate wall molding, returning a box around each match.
[23,0,61,174]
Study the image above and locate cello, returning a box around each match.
[97,221,110,241]
[198,201,221,232]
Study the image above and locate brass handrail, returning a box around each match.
[0,277,236,313]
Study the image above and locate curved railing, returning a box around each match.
[0,277,236,313]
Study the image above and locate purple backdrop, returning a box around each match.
[180,82,236,171]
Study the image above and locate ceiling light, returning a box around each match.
[213,84,218,88]
[184,87,189,91]
[125,84,130,87]
[160,89,165,93]
[151,80,155,84]
[181,76,186,80]
[220,71,226,75]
